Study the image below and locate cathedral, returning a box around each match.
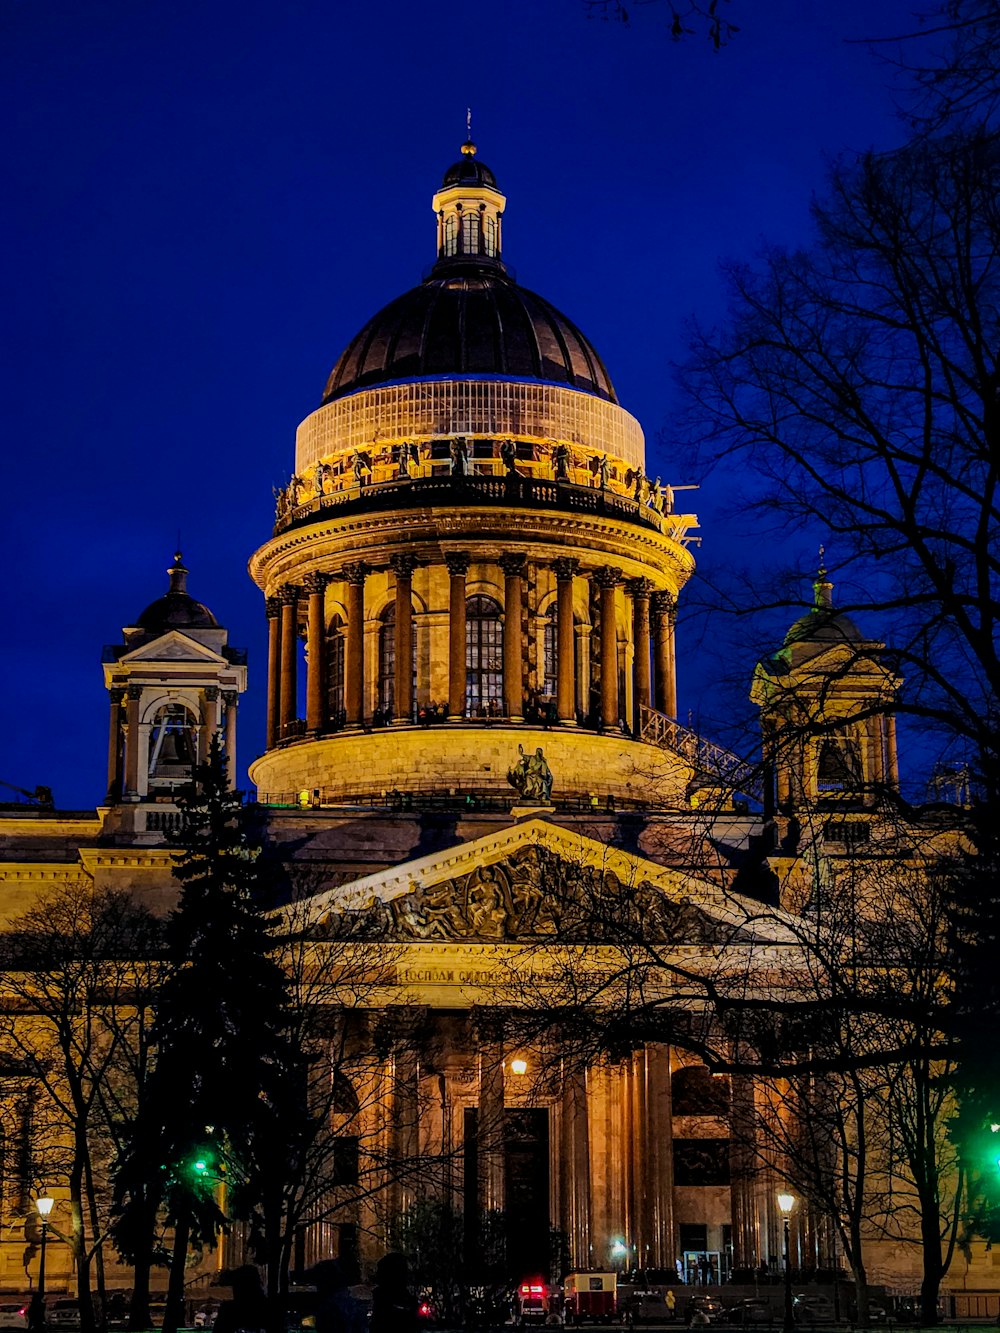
[0,138,987,1312]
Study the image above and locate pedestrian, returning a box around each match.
[370,1253,417,1333]
[307,1259,366,1333]
[667,1289,677,1321]
[214,1265,276,1333]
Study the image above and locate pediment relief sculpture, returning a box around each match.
[380,844,747,944]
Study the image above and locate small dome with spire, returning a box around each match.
[441,140,498,189]
[135,553,219,632]
[782,555,861,648]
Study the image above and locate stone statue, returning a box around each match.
[650,477,665,514]
[313,462,327,499]
[552,442,570,481]
[273,485,288,521]
[288,474,301,507]
[352,452,365,487]
[398,441,414,479]
[632,464,645,502]
[507,743,554,803]
[451,435,470,476]
[500,438,518,475]
[594,454,610,490]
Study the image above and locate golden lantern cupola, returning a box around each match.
[431,136,507,269]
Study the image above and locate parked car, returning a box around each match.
[792,1294,836,1324]
[621,1291,669,1325]
[728,1298,774,1325]
[685,1295,725,1326]
[47,1301,81,1330]
[0,1304,27,1330]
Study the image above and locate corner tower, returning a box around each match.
[249,142,704,808]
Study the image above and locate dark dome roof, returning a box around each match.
[783,608,862,648]
[442,150,497,189]
[135,555,219,632]
[323,268,617,404]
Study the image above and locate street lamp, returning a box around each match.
[777,1193,795,1333]
[35,1194,54,1300]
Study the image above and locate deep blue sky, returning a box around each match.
[2,0,925,808]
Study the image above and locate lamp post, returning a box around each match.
[35,1194,54,1300]
[777,1193,795,1333]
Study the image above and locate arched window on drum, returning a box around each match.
[466,595,503,716]
[326,615,345,729]
[542,603,558,700]
[483,212,497,257]
[442,213,458,257]
[378,604,417,721]
[147,703,199,783]
[461,210,480,256]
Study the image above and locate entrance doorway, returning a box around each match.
[505,1108,550,1279]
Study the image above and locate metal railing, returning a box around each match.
[639,705,762,800]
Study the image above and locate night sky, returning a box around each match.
[2,0,927,809]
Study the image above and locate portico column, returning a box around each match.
[500,554,526,722]
[304,573,328,735]
[652,591,677,717]
[446,553,470,719]
[200,686,219,763]
[106,687,125,800]
[278,585,300,738]
[563,1069,592,1269]
[222,691,238,789]
[479,1043,505,1214]
[553,558,579,724]
[343,563,368,726]
[391,554,418,724]
[886,712,899,790]
[123,684,143,798]
[595,566,621,730]
[265,596,281,749]
[629,578,653,734]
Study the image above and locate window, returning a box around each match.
[377,604,417,719]
[466,595,503,715]
[147,704,198,779]
[327,619,345,726]
[542,604,558,698]
[461,211,480,255]
[443,214,458,257]
[673,1066,730,1117]
[483,213,497,256]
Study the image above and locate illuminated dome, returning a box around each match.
[322,269,617,405]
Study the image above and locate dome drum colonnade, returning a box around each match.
[249,139,696,804]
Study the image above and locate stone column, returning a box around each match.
[886,712,899,789]
[304,573,328,735]
[106,687,125,800]
[222,691,238,789]
[391,554,418,724]
[265,596,281,749]
[563,1069,592,1270]
[446,553,470,719]
[479,1044,505,1214]
[647,1045,674,1268]
[652,591,677,718]
[595,567,621,730]
[553,558,578,724]
[729,1072,761,1270]
[123,684,143,798]
[200,686,220,763]
[500,554,526,722]
[343,563,368,726]
[629,578,653,734]
[278,585,300,738]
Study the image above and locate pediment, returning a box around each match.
[298,818,800,947]
[120,630,228,666]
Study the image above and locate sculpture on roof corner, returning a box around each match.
[507,744,554,804]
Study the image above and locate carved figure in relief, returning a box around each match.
[507,744,553,803]
[499,438,518,475]
[450,436,470,476]
[551,442,570,481]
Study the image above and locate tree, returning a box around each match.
[0,885,163,1333]
[112,740,296,1333]
[582,0,739,48]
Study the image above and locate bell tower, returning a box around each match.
[751,560,901,815]
[101,554,247,833]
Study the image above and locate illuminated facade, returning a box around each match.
[0,139,991,1310]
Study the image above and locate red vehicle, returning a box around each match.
[516,1278,553,1325]
[564,1272,617,1322]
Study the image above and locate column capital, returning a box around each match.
[445,552,471,577]
[222,690,239,708]
[498,553,526,578]
[204,685,219,702]
[109,686,126,705]
[265,595,282,619]
[651,589,676,618]
[627,577,654,600]
[389,553,419,579]
[552,557,579,582]
[277,583,300,605]
[302,571,329,596]
[594,565,621,590]
[342,561,369,586]
[127,683,144,701]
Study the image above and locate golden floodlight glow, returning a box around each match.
[509,1057,528,1075]
[777,1192,795,1215]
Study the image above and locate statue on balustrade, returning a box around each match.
[650,477,665,514]
[273,484,289,522]
[629,464,646,503]
[288,474,302,507]
[593,454,611,490]
[552,442,570,481]
[313,461,327,499]
[397,441,417,480]
[450,436,470,476]
[507,744,554,804]
[499,438,519,475]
